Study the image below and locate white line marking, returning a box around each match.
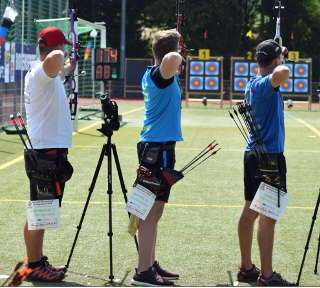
[0,106,144,171]
[0,199,313,210]
[288,114,320,138]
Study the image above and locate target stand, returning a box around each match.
[185,56,224,108]
[230,57,312,110]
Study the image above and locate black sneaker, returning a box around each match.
[237,264,260,282]
[41,256,66,273]
[26,262,65,282]
[153,261,179,280]
[258,272,296,286]
[131,266,174,286]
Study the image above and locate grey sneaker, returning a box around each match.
[237,264,260,282]
[258,272,295,286]
[131,266,174,286]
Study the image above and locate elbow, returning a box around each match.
[164,52,182,67]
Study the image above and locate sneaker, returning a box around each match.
[153,261,179,280]
[237,264,260,282]
[258,272,296,286]
[131,266,174,286]
[26,263,65,282]
[41,256,66,273]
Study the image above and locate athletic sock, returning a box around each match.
[27,260,42,269]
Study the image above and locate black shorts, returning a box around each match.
[244,151,287,201]
[24,148,72,203]
[137,141,176,202]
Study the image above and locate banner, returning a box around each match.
[15,43,37,80]
[4,42,10,83]
[0,42,37,83]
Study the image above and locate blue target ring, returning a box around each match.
[233,77,248,92]
[189,76,204,90]
[294,79,308,93]
[205,61,219,75]
[280,79,293,93]
[294,63,308,78]
[190,61,204,75]
[234,62,249,76]
[205,76,219,91]
[250,63,258,76]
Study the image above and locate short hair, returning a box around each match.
[152,29,181,62]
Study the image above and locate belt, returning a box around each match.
[140,141,176,150]
[34,148,68,156]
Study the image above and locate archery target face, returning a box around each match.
[234,77,248,92]
[294,63,309,78]
[189,61,204,75]
[189,76,203,90]
[294,79,308,93]
[280,79,293,93]
[205,61,219,75]
[204,76,219,91]
[234,62,249,76]
[285,63,293,77]
[250,63,259,76]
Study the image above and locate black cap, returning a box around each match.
[255,39,282,64]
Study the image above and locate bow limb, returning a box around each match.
[176,0,187,57]
[68,8,79,121]
[274,0,283,47]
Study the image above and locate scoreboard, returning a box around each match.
[94,47,119,81]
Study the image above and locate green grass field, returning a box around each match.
[0,100,319,286]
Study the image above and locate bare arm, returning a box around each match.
[42,50,64,78]
[271,65,290,88]
[159,52,183,79]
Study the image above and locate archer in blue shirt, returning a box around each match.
[237,39,294,286]
[132,29,183,286]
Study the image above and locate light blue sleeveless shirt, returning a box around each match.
[140,66,183,142]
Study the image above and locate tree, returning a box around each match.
[76,0,320,80]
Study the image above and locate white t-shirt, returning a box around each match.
[24,60,72,149]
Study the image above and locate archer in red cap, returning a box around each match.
[21,26,75,283]
[35,26,75,78]
[38,26,72,48]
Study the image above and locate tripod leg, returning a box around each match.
[112,144,139,251]
[296,191,320,285]
[107,138,114,282]
[315,230,320,274]
[64,144,108,271]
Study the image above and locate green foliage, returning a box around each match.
[77,0,320,80]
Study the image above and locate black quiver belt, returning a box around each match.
[24,150,73,200]
[257,153,283,190]
[136,142,182,193]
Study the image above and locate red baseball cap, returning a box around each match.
[38,27,72,47]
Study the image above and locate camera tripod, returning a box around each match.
[296,189,320,285]
[64,123,138,283]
